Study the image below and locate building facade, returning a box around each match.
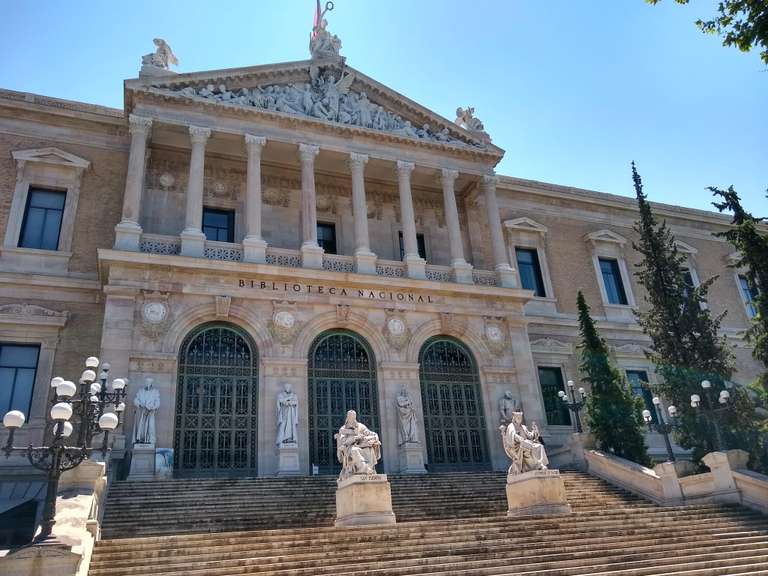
[0,36,762,483]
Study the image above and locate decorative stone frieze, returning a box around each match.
[269,301,302,344]
[530,337,572,355]
[0,304,69,327]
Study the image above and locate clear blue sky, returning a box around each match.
[1,1,765,214]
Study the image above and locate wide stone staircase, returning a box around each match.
[91,470,768,575]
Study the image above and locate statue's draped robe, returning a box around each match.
[396,394,418,445]
[133,387,160,444]
[276,391,299,445]
[504,422,548,473]
[337,422,381,476]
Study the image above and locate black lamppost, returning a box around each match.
[2,356,127,543]
[690,379,732,452]
[558,380,587,433]
[642,396,679,462]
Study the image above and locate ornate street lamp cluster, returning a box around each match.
[558,380,587,433]
[642,396,679,462]
[2,356,126,542]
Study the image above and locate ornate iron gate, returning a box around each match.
[308,330,379,474]
[174,323,258,476]
[419,337,489,471]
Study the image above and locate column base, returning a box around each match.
[399,443,427,474]
[128,443,156,481]
[114,220,143,252]
[354,250,377,275]
[301,243,324,269]
[506,469,571,517]
[335,474,396,527]
[276,443,301,475]
[243,236,268,264]
[180,229,206,257]
[451,259,474,284]
[495,264,518,288]
[405,254,426,280]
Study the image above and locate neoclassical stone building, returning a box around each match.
[0,33,762,482]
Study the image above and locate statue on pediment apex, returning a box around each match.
[455,106,492,143]
[310,2,342,60]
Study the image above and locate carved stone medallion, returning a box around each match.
[483,317,508,356]
[269,301,302,344]
[383,310,410,350]
[139,293,172,340]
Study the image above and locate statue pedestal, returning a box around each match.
[506,469,571,517]
[335,474,396,527]
[399,443,426,474]
[276,443,301,476]
[128,443,156,481]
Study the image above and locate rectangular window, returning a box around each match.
[625,370,656,425]
[202,207,235,243]
[516,248,546,297]
[0,344,39,417]
[739,275,759,318]
[398,231,426,260]
[599,258,628,305]
[18,188,66,250]
[317,222,337,254]
[537,366,571,426]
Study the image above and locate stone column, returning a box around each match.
[114,115,152,251]
[396,160,426,279]
[298,143,323,269]
[349,152,376,274]
[180,126,211,257]
[242,134,267,263]
[440,168,473,284]
[482,175,517,288]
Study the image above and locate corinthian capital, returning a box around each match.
[128,115,153,136]
[298,143,320,163]
[481,174,498,190]
[189,125,212,144]
[348,152,369,170]
[244,134,266,150]
[396,160,415,177]
[440,168,459,186]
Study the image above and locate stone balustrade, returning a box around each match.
[116,121,515,288]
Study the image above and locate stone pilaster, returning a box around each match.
[482,175,517,288]
[349,152,376,274]
[114,115,152,252]
[243,134,268,263]
[396,160,426,279]
[298,143,323,269]
[440,168,473,284]
[180,126,211,257]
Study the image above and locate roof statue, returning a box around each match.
[455,106,492,144]
[140,38,178,78]
[310,1,342,60]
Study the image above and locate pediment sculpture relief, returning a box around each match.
[166,72,482,147]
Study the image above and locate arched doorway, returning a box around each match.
[419,336,490,471]
[308,329,379,474]
[173,322,259,477]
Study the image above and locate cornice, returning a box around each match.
[0,88,123,123]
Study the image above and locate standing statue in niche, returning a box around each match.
[499,390,520,425]
[276,383,299,446]
[396,386,419,445]
[141,38,179,70]
[500,411,549,476]
[133,378,160,445]
[335,410,381,480]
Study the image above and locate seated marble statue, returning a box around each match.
[335,410,381,480]
[500,411,549,476]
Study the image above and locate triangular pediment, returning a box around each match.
[585,229,628,245]
[503,217,548,234]
[12,147,90,170]
[126,59,503,156]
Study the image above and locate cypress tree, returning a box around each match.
[631,163,739,460]
[578,291,650,465]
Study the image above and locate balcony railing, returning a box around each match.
[136,234,499,286]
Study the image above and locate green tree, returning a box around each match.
[631,163,737,460]
[578,291,651,465]
[647,0,768,64]
[711,186,768,391]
